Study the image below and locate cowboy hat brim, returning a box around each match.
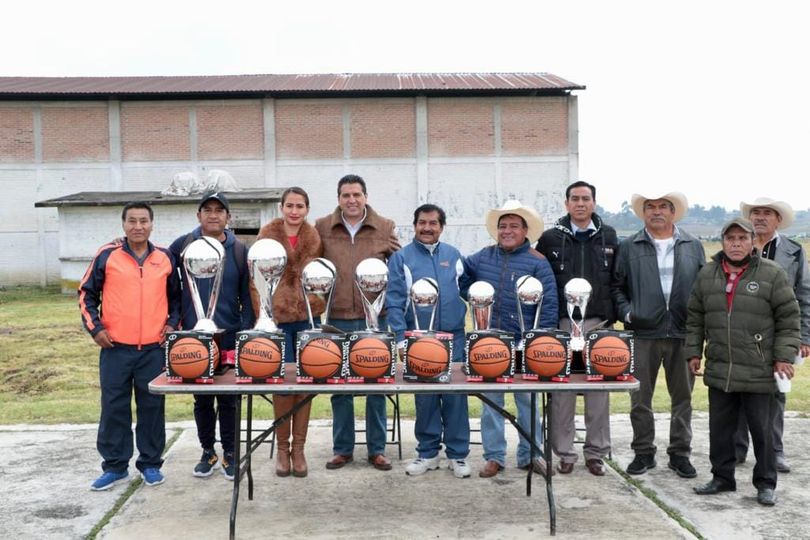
[485,202,544,244]
[740,198,794,230]
[631,192,688,223]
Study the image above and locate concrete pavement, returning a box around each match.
[2,413,808,539]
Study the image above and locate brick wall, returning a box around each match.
[0,107,35,162]
[42,107,110,161]
[501,97,567,155]
[121,103,191,160]
[349,99,416,158]
[427,99,495,156]
[197,102,264,159]
[275,101,343,159]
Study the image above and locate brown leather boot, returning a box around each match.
[273,394,294,477]
[291,394,312,478]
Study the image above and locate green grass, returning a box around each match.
[1,285,808,424]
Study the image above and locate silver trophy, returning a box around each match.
[355,258,388,331]
[248,239,287,332]
[183,236,226,333]
[516,275,544,333]
[564,278,592,351]
[468,281,495,331]
[410,278,439,331]
[301,257,337,329]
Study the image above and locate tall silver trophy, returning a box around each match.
[248,239,287,331]
[355,258,389,331]
[410,278,439,331]
[468,281,495,331]
[301,258,337,329]
[183,236,226,332]
[564,278,592,351]
[516,275,544,333]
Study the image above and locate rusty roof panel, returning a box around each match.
[0,73,584,96]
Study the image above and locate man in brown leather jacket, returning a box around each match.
[316,174,400,471]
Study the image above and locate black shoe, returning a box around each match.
[668,456,697,478]
[775,455,791,473]
[694,479,736,495]
[757,488,776,506]
[626,454,656,475]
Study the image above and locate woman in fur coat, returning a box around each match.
[252,186,324,478]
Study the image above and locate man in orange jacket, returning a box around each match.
[80,202,180,491]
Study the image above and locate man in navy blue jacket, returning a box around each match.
[168,192,255,481]
[460,200,558,478]
[387,204,471,478]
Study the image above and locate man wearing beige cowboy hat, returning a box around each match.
[459,200,559,478]
[612,192,705,478]
[734,197,810,473]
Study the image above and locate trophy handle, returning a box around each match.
[516,281,526,334]
[531,293,544,329]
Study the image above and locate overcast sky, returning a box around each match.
[3,0,807,212]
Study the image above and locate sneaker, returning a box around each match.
[141,468,165,486]
[626,454,656,475]
[221,452,235,481]
[90,470,129,491]
[193,449,219,478]
[405,455,440,476]
[448,459,471,479]
[668,456,697,478]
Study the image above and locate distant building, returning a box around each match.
[0,73,584,286]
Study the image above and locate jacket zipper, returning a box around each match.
[724,309,732,392]
[139,261,144,350]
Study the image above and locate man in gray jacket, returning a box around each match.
[611,192,704,478]
[735,198,810,473]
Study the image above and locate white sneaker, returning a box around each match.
[449,459,471,478]
[405,456,440,476]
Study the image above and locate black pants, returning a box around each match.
[194,394,238,454]
[709,387,776,490]
[734,390,786,459]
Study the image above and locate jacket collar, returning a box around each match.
[326,204,385,231]
[554,213,604,238]
[496,239,531,255]
[192,226,235,248]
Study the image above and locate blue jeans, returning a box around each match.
[98,345,165,473]
[481,392,543,467]
[329,318,388,456]
[415,334,470,459]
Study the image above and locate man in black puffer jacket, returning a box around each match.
[536,181,618,477]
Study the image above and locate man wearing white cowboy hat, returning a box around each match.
[459,200,559,479]
[612,192,705,478]
[734,197,810,473]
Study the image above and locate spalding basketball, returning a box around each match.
[169,337,210,379]
[239,337,281,378]
[349,338,391,378]
[468,337,511,378]
[299,338,343,379]
[407,337,449,378]
[211,340,220,370]
[589,336,631,377]
[525,336,567,377]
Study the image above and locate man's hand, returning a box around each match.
[688,357,702,376]
[774,361,795,380]
[800,344,810,358]
[93,329,114,349]
[160,325,174,345]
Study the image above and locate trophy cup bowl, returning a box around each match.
[410,278,439,331]
[183,237,226,332]
[564,278,592,351]
[355,258,388,293]
[248,239,287,332]
[468,281,495,308]
[302,258,337,329]
[516,275,543,306]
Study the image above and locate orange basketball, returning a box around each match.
[525,336,567,377]
[238,337,281,378]
[211,340,220,370]
[468,337,511,378]
[589,336,631,377]
[349,338,392,378]
[299,338,343,379]
[169,337,210,379]
[407,337,449,378]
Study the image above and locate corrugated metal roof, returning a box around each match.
[0,73,584,97]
